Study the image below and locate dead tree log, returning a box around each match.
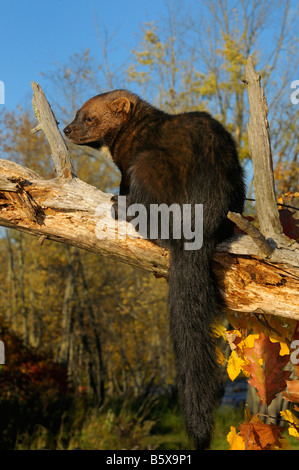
[245,57,289,245]
[0,75,298,320]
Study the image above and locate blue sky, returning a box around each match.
[0,0,172,110]
[0,0,298,115]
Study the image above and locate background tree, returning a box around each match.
[127,0,298,178]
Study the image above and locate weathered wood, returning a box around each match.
[244,58,287,244]
[227,211,273,257]
[31,81,75,179]
[0,78,298,321]
[0,158,298,320]
[0,177,19,192]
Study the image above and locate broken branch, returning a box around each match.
[31,81,75,179]
[245,57,287,244]
[227,211,274,257]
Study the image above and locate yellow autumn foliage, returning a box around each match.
[280,410,299,439]
[227,426,246,450]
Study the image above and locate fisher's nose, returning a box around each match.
[63,126,72,136]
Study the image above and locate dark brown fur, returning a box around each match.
[64,90,245,449]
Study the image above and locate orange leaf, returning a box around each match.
[283,379,299,403]
[243,332,291,406]
[239,420,284,450]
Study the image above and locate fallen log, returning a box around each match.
[0,76,298,320]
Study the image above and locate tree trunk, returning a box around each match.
[0,75,298,322]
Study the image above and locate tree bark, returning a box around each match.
[244,57,289,245]
[0,77,298,321]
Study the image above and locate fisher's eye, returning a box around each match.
[86,116,94,123]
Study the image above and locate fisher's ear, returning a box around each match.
[110,97,131,115]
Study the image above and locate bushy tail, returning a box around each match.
[168,243,222,450]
